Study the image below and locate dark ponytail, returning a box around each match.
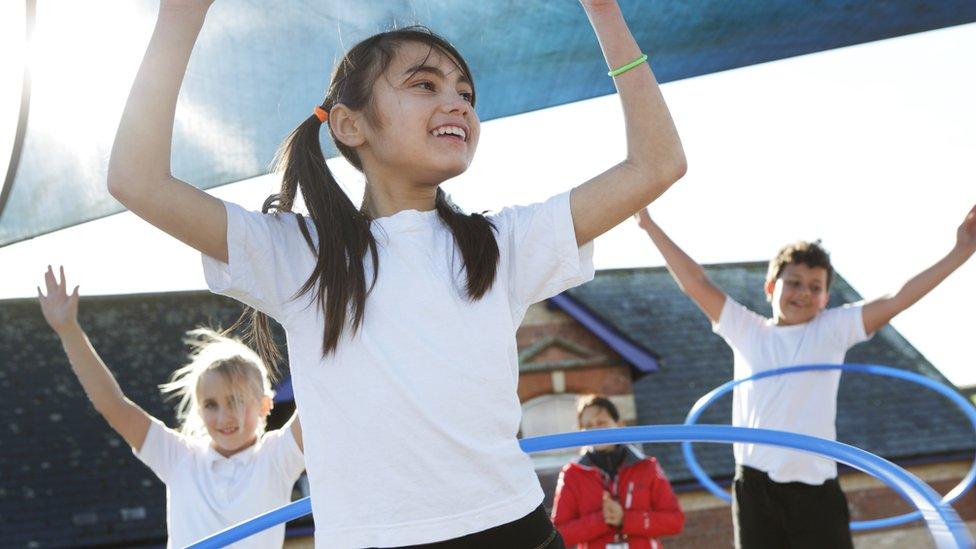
[434,188,498,299]
[233,27,498,368]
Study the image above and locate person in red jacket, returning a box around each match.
[552,395,684,548]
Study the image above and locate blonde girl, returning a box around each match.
[38,266,304,548]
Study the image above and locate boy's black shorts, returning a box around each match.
[733,465,853,549]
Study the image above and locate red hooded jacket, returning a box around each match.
[551,445,684,549]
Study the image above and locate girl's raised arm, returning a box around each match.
[107,1,228,262]
[570,0,687,246]
[38,266,154,451]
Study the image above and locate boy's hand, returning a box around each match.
[862,203,976,335]
[602,491,624,526]
[954,204,976,256]
[634,207,654,231]
[38,265,80,335]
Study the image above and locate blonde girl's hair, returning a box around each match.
[159,328,275,438]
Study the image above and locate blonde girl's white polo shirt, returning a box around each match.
[134,418,305,548]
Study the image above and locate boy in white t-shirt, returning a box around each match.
[634,206,976,548]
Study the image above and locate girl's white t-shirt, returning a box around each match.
[134,418,305,548]
[713,298,870,485]
[202,190,594,547]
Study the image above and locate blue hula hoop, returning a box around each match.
[188,424,972,548]
[681,363,976,531]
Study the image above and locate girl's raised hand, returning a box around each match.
[956,204,976,255]
[38,265,80,334]
[161,0,215,9]
[579,0,619,11]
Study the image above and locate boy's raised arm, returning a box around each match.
[636,209,727,324]
[107,1,228,263]
[570,0,687,247]
[862,204,976,335]
[38,266,153,451]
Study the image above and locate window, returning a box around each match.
[521,393,581,470]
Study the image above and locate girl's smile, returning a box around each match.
[196,370,269,457]
[352,42,480,192]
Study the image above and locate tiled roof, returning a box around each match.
[565,263,974,484]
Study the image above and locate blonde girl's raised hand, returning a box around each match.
[38,265,80,335]
[37,266,152,450]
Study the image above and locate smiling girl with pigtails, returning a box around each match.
[108,0,685,545]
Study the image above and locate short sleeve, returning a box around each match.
[132,418,191,484]
[201,201,315,323]
[819,302,871,350]
[713,297,766,348]
[260,426,306,482]
[490,191,595,318]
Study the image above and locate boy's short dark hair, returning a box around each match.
[577,394,620,425]
[766,239,834,289]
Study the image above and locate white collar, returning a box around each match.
[205,435,263,467]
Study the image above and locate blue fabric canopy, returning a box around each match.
[2,0,974,246]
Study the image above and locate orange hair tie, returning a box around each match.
[313,106,328,123]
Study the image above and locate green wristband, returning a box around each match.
[608,53,648,77]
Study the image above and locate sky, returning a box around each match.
[1,18,974,385]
